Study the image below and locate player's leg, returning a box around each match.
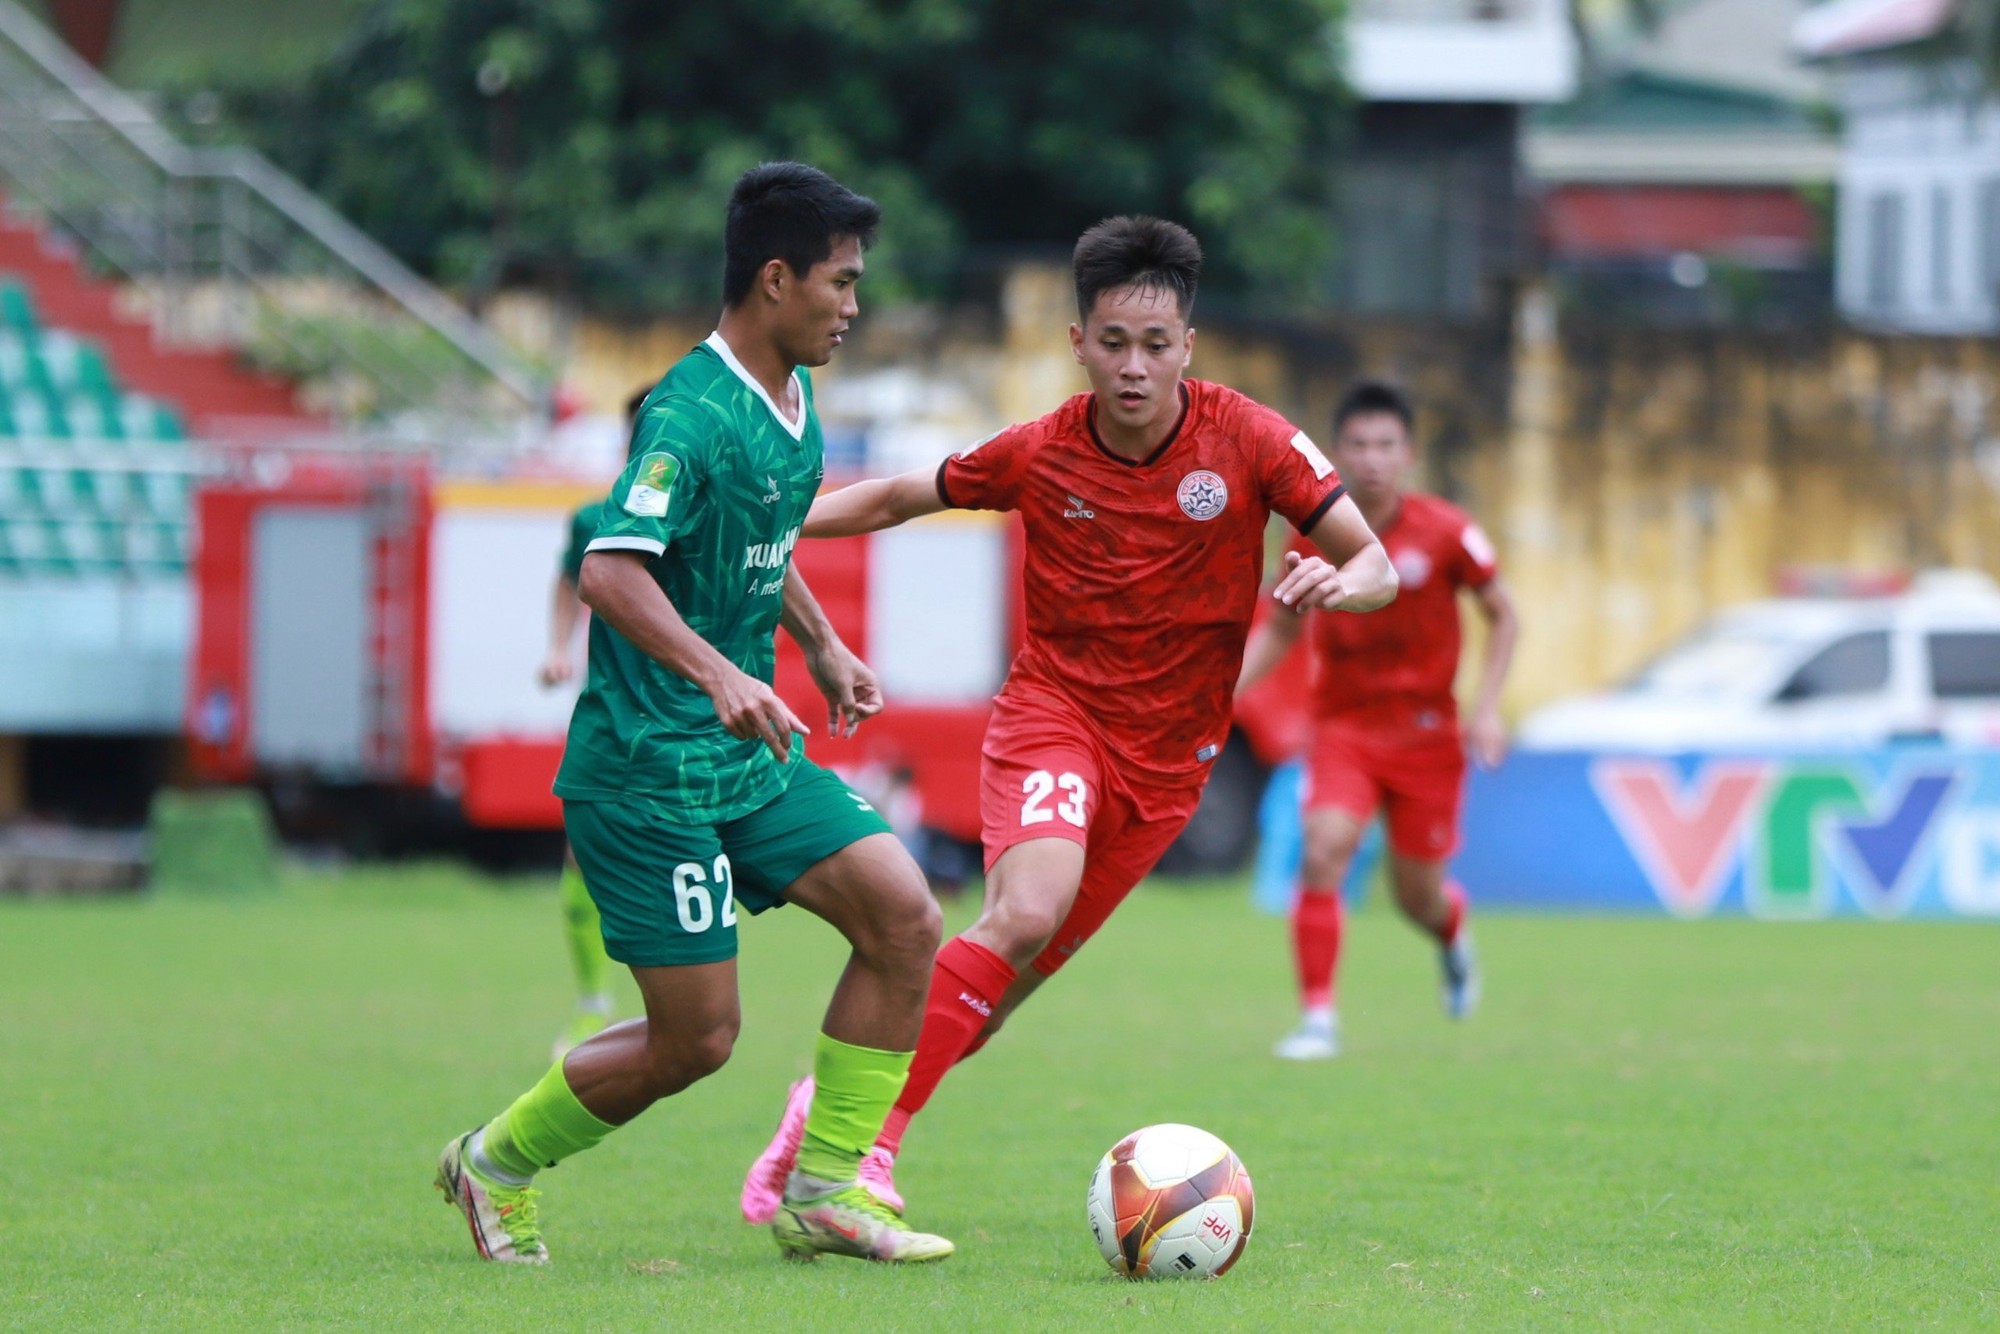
[1277,724,1380,1060]
[553,844,615,1059]
[741,835,1076,1224]
[436,797,739,1263]
[1378,731,1477,1018]
[743,722,1106,1216]
[728,763,951,1260]
[851,781,1193,1220]
[437,961,739,1265]
[1275,807,1367,1060]
[953,794,1188,1061]
[1384,852,1476,1016]
[873,835,1085,1152]
[864,733,1105,1164]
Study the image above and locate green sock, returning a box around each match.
[475,1060,615,1182]
[559,863,612,1003]
[795,1033,913,1182]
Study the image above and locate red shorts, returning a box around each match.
[1305,712,1467,861]
[979,692,1203,977]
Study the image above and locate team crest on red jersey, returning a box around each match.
[1176,470,1229,521]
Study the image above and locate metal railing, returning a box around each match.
[0,1,550,452]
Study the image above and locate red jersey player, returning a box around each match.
[740,216,1396,1220]
[1237,380,1519,1060]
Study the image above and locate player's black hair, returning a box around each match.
[722,162,881,307]
[1333,380,1415,436]
[1072,216,1203,321]
[625,385,652,426]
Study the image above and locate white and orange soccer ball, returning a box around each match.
[1085,1123,1255,1280]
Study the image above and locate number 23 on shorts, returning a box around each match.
[1021,770,1089,829]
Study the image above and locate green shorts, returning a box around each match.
[563,760,892,968]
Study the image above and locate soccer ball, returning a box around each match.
[1085,1123,1255,1280]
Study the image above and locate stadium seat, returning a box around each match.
[10,516,56,570]
[155,521,188,572]
[9,387,56,439]
[80,467,126,516]
[0,275,197,577]
[0,279,36,336]
[66,390,120,440]
[138,469,188,518]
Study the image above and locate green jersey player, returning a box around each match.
[436,163,951,1266]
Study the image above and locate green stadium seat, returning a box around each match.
[0,334,31,393]
[80,467,127,516]
[9,389,58,440]
[66,391,119,440]
[119,394,187,442]
[52,517,95,570]
[72,341,116,398]
[8,516,55,570]
[0,280,37,336]
[20,337,60,400]
[31,465,89,516]
[0,291,204,581]
[154,521,188,572]
[71,516,124,568]
[138,469,189,519]
[38,330,79,388]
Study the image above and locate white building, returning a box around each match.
[1797,0,2000,333]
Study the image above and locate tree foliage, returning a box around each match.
[195,0,1348,311]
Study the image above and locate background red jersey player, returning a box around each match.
[1238,380,1519,1060]
[741,217,1397,1219]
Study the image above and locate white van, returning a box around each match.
[1518,571,2000,752]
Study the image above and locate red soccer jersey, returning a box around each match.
[1294,491,1497,720]
[938,379,1345,786]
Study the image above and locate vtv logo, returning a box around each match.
[1592,759,1960,919]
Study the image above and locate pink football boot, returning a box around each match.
[741,1078,814,1224]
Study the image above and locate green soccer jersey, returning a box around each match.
[560,500,605,585]
[553,333,825,821]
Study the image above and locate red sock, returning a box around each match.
[1291,887,1343,1012]
[874,936,1015,1155]
[1433,879,1467,946]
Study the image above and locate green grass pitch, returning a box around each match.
[4,865,1996,1330]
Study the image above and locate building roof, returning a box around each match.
[1528,1,1840,188]
[1792,0,1957,59]
[1639,0,1830,100]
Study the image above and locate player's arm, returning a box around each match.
[780,565,883,738]
[578,550,806,760]
[1465,576,1519,768]
[1273,495,1398,614]
[1235,607,1305,696]
[804,467,947,537]
[538,572,586,687]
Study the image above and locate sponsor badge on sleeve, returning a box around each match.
[624,452,679,518]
